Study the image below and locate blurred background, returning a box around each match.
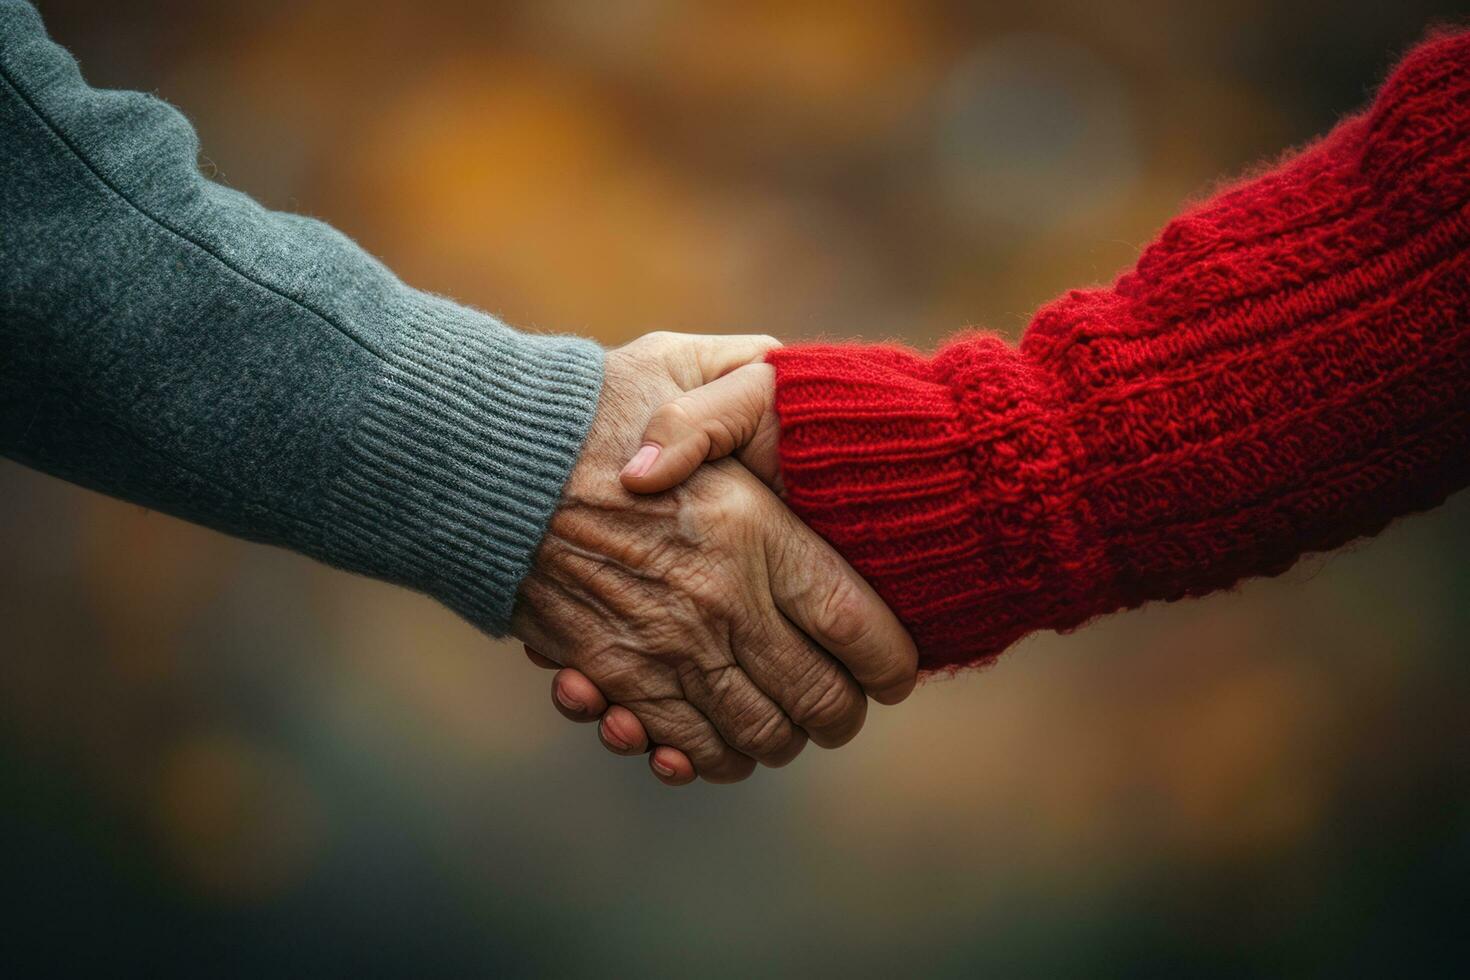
[4,0,1469,975]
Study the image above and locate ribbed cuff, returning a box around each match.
[768,343,983,668]
[769,338,1078,672]
[325,291,603,634]
[769,344,975,561]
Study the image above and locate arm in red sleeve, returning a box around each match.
[769,31,1470,672]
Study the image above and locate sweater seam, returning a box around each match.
[0,56,390,364]
[0,59,366,544]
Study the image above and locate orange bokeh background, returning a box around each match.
[3,1,1467,974]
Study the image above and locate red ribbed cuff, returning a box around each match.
[769,338,1084,672]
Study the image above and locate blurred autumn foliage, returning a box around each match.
[2,0,1468,975]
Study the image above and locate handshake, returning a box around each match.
[512,331,919,787]
[10,1,1459,793]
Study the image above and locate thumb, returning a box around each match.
[620,363,779,494]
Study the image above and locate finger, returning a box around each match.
[640,332,781,389]
[524,644,560,669]
[650,746,696,785]
[629,697,758,784]
[737,609,869,749]
[675,660,808,769]
[551,668,608,721]
[621,363,777,494]
[521,626,755,781]
[687,334,781,383]
[765,511,920,705]
[598,705,649,755]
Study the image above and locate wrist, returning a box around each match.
[769,336,1084,671]
[324,291,604,635]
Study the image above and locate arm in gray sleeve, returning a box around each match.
[0,0,603,632]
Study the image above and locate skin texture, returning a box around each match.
[621,361,779,495]
[511,334,915,784]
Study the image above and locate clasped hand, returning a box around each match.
[512,333,914,785]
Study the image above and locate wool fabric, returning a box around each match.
[1,0,604,633]
[769,31,1470,673]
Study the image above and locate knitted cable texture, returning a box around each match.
[769,31,1470,673]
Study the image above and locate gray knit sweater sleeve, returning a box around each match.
[0,1,604,633]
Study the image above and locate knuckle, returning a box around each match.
[794,672,864,738]
[733,706,795,761]
[650,399,692,436]
[668,715,722,760]
[864,636,919,697]
[577,645,678,706]
[582,659,651,703]
[565,639,624,675]
[690,660,742,700]
[624,331,681,369]
[811,571,872,653]
[691,733,730,766]
[870,653,917,698]
[667,396,701,426]
[762,727,807,768]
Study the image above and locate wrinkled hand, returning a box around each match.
[512,334,914,785]
[540,357,787,782]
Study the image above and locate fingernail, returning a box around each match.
[602,723,630,751]
[651,758,675,777]
[622,444,659,479]
[555,687,584,714]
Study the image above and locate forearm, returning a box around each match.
[0,1,602,632]
[770,31,1470,671]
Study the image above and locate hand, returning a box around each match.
[511,333,915,785]
[534,357,789,782]
[619,359,778,495]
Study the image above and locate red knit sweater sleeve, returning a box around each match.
[768,31,1470,673]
